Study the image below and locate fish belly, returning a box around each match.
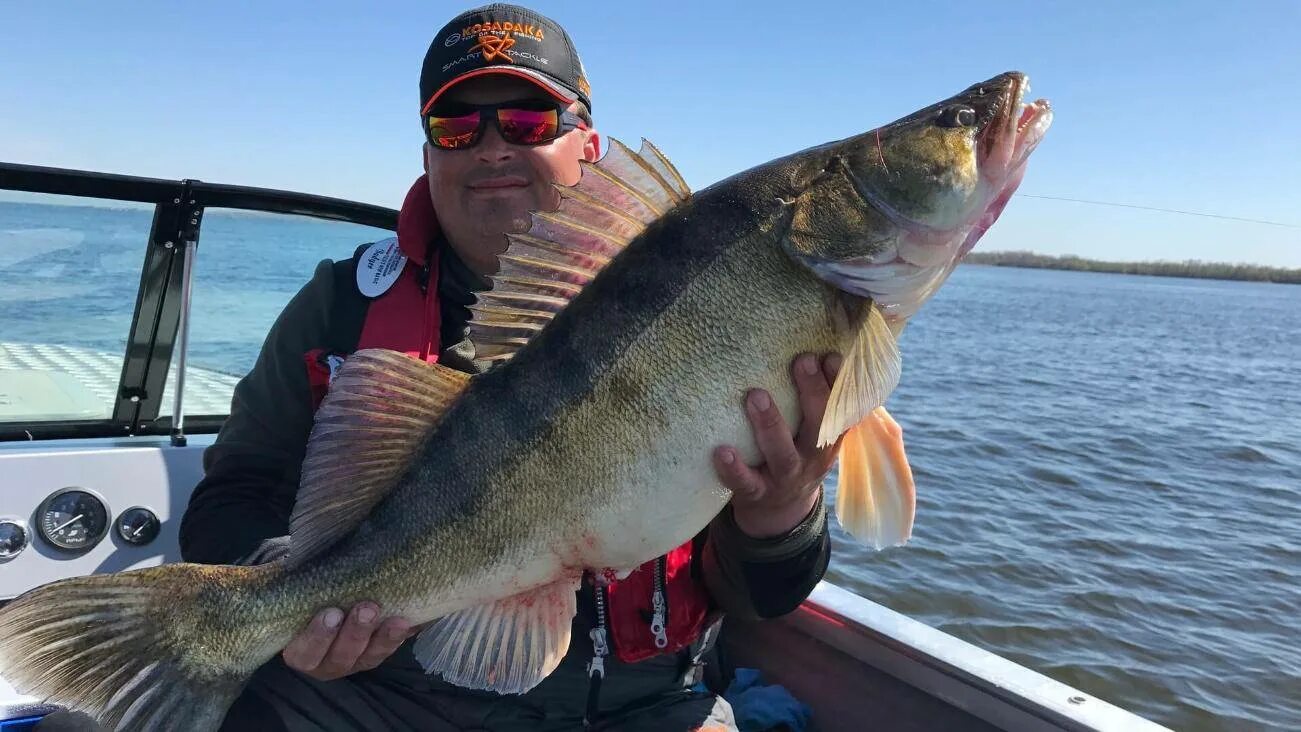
[508,247,846,573]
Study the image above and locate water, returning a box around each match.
[827,266,1301,731]
[3,201,1300,730]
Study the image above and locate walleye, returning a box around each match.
[0,71,1051,730]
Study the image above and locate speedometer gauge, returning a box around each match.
[36,488,109,553]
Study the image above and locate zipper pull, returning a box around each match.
[587,654,605,679]
[651,592,668,649]
[589,580,610,679]
[588,626,608,678]
[651,556,668,649]
[590,626,609,661]
[586,581,611,728]
[584,630,606,730]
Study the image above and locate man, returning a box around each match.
[171,5,839,731]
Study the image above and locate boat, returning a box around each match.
[0,161,1170,731]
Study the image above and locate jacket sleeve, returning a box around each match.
[178,259,339,565]
[699,490,831,620]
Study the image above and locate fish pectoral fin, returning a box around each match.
[817,303,902,448]
[471,138,691,363]
[414,578,580,695]
[287,349,471,568]
[835,406,916,549]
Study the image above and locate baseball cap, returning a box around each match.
[420,4,592,116]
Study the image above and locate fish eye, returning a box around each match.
[937,106,977,128]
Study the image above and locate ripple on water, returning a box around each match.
[1023,465,1081,488]
[1215,445,1278,464]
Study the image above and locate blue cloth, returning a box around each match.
[719,667,812,732]
[1,714,46,732]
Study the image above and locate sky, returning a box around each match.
[2,1,1298,266]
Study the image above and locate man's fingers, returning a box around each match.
[793,353,834,452]
[745,389,801,481]
[282,607,344,674]
[713,446,767,503]
[355,617,413,671]
[313,603,382,679]
[283,604,412,680]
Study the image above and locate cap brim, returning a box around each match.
[421,67,576,115]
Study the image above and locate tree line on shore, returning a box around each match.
[963,250,1301,284]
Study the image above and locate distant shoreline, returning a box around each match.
[964,251,1301,285]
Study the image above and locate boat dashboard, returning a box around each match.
[0,435,212,602]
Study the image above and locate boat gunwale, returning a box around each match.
[762,581,1173,731]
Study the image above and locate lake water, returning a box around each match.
[2,200,1299,730]
[828,263,1301,731]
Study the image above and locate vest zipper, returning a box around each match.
[584,583,610,728]
[651,555,669,649]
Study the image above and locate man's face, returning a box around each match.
[424,76,600,276]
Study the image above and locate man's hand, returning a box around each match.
[282,602,414,681]
[713,353,842,539]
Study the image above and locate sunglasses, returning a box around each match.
[423,99,589,150]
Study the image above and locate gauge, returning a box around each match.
[0,519,27,561]
[36,488,109,553]
[115,507,160,546]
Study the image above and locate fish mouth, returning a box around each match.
[962,72,1053,257]
[980,72,1053,179]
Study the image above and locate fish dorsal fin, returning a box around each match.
[287,348,471,567]
[817,303,902,448]
[470,138,690,362]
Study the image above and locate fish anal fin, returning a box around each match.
[287,349,471,568]
[835,406,916,549]
[817,303,902,447]
[469,137,690,362]
[413,578,579,694]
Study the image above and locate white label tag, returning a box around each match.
[355,238,407,298]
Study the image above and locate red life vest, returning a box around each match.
[303,174,711,664]
[602,539,712,663]
[303,176,445,401]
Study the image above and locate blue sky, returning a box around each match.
[2,1,1298,266]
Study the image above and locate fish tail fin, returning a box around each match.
[0,562,284,731]
[834,406,916,549]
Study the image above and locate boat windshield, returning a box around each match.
[0,170,395,441]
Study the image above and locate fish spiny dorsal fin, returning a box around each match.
[469,138,690,362]
[287,349,471,568]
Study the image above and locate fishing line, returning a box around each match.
[1016,194,1301,229]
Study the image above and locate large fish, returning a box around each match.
[0,71,1051,730]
